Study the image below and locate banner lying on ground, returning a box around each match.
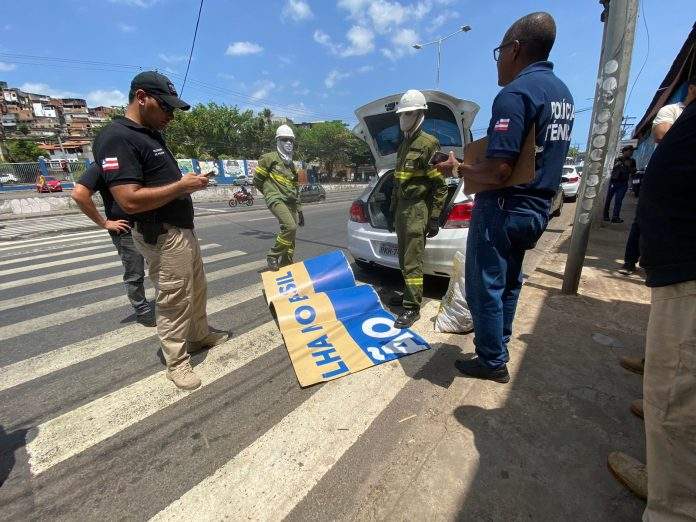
[261,251,430,387]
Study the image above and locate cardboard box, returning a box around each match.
[461,125,536,195]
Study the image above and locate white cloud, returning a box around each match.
[341,25,374,56]
[382,28,420,60]
[283,0,313,21]
[294,87,310,96]
[324,69,349,89]
[337,0,370,16]
[109,0,159,7]
[357,64,374,73]
[0,61,16,72]
[226,41,263,56]
[291,80,301,88]
[313,29,338,53]
[117,23,136,32]
[19,83,78,98]
[158,53,188,63]
[278,55,294,65]
[86,89,128,107]
[250,80,276,100]
[368,1,406,32]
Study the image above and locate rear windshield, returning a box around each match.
[562,167,575,174]
[364,102,462,156]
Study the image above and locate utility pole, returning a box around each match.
[562,0,639,294]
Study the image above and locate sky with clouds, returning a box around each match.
[0,0,693,144]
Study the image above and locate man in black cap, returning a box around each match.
[93,71,228,391]
[603,145,636,223]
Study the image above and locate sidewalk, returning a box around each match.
[345,196,649,520]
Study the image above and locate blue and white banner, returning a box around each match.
[261,251,430,387]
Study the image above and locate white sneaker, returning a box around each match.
[167,362,201,390]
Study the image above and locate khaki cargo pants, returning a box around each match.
[643,279,696,521]
[132,226,209,369]
[395,198,428,310]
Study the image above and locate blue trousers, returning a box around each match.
[603,182,628,220]
[465,196,548,368]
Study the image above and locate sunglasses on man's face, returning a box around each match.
[150,95,175,115]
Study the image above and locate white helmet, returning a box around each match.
[396,89,427,114]
[275,124,295,140]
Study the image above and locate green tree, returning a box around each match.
[5,140,45,162]
[297,121,372,176]
[17,123,30,136]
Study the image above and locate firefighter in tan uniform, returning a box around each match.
[254,124,305,271]
[389,90,448,328]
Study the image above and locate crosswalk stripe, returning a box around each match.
[0,229,107,249]
[150,345,433,521]
[0,258,266,313]
[0,249,244,341]
[0,243,223,292]
[26,319,280,475]
[0,281,264,392]
[0,243,114,267]
[0,238,109,260]
[0,250,117,276]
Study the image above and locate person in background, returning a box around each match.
[608,78,696,520]
[253,124,304,271]
[652,78,696,143]
[603,145,636,223]
[94,71,228,391]
[437,12,573,383]
[72,163,155,327]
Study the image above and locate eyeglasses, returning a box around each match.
[493,39,530,62]
[150,95,175,115]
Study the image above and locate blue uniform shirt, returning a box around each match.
[484,61,574,213]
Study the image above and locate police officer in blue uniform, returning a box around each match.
[438,12,574,383]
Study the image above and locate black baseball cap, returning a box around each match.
[130,71,190,111]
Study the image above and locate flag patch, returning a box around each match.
[494,118,510,132]
[101,157,119,172]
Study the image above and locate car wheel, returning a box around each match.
[564,194,577,202]
[552,198,563,217]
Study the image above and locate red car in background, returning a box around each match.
[36,176,63,193]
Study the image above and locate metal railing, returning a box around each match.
[0,161,85,187]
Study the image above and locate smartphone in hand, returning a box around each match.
[429,151,450,165]
[203,171,217,178]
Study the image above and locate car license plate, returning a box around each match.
[379,243,398,257]
[632,179,640,184]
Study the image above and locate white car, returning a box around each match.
[561,165,580,201]
[347,90,479,278]
[0,173,19,184]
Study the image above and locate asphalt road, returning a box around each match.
[0,194,575,520]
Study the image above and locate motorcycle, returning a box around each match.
[228,190,254,207]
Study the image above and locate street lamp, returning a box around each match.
[413,25,471,89]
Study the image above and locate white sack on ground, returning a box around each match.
[435,251,474,334]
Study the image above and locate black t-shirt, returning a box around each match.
[637,100,696,287]
[76,163,129,221]
[92,117,194,228]
[610,157,636,184]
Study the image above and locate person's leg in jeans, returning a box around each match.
[611,183,629,221]
[111,231,151,316]
[622,218,640,271]
[464,201,508,368]
[604,182,617,220]
[643,280,696,520]
[501,246,526,349]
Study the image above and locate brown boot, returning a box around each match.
[630,399,644,419]
[166,361,201,391]
[620,356,645,375]
[607,452,647,500]
[188,331,230,353]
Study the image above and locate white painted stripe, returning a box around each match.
[150,351,432,520]
[0,238,109,260]
[0,250,119,277]
[0,255,261,314]
[0,249,244,341]
[0,243,221,292]
[27,319,280,475]
[0,280,264,392]
[246,217,275,222]
[0,229,107,248]
[0,233,109,252]
[194,207,229,213]
[0,243,113,267]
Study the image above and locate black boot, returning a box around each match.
[388,291,404,306]
[266,256,280,271]
[394,309,420,329]
[455,357,510,383]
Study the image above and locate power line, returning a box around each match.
[624,0,650,111]
[180,0,204,97]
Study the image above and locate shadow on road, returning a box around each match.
[0,425,29,488]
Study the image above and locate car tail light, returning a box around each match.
[443,201,474,228]
[564,175,579,183]
[349,200,368,223]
